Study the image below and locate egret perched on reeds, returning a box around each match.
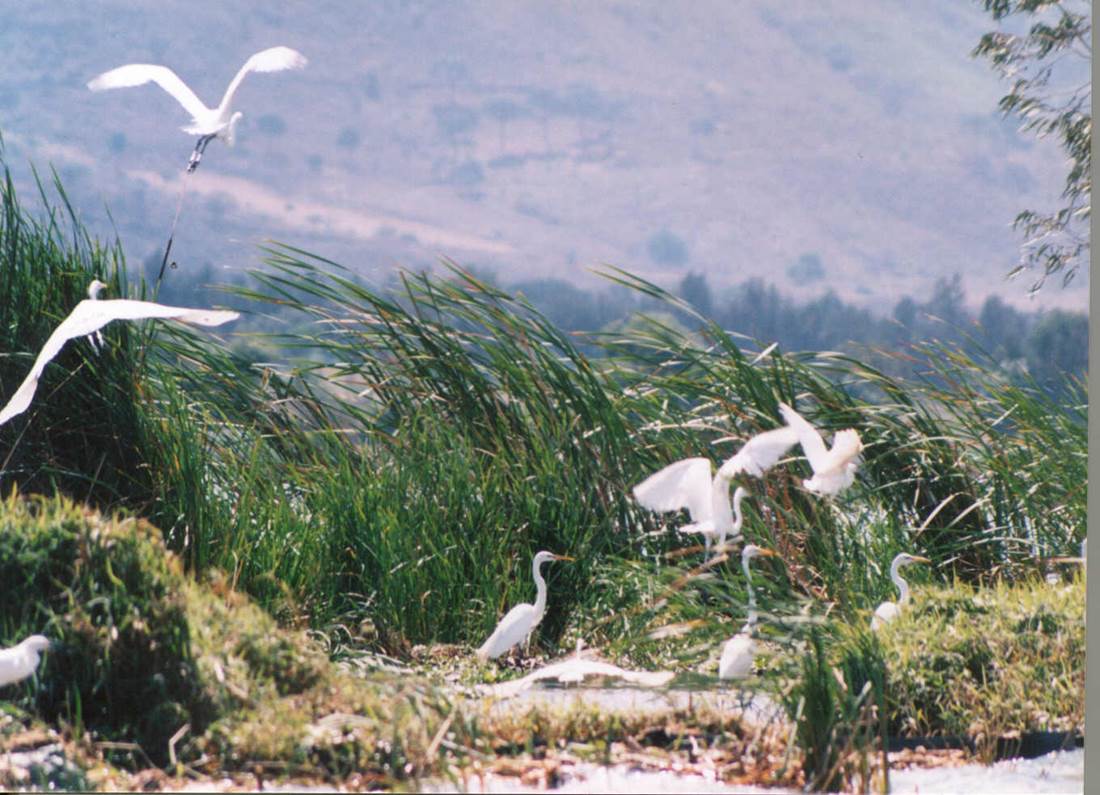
[0,280,240,426]
[719,544,779,679]
[87,46,308,171]
[477,551,573,662]
[0,635,51,687]
[778,402,863,496]
[871,553,930,631]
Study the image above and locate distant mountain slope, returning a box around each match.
[0,1,1087,311]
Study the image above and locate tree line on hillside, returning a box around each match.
[512,271,1087,395]
[145,255,1086,398]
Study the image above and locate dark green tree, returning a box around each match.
[678,272,713,318]
[1026,310,1088,388]
[646,229,689,267]
[973,0,1091,291]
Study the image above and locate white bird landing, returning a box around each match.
[777,402,863,496]
[633,457,753,556]
[482,646,674,699]
[0,280,240,426]
[0,635,51,687]
[87,46,308,172]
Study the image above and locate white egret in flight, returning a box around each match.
[633,456,753,556]
[0,635,51,687]
[0,280,240,426]
[477,551,573,662]
[871,552,930,631]
[634,419,801,555]
[719,544,779,679]
[778,402,863,496]
[717,425,800,480]
[87,46,308,172]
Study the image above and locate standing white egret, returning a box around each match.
[0,281,240,426]
[87,46,308,171]
[633,456,752,556]
[778,403,863,496]
[477,551,573,662]
[0,635,51,687]
[871,553,930,631]
[719,544,779,679]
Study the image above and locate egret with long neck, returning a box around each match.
[633,457,754,557]
[871,553,930,631]
[719,544,779,679]
[477,551,572,662]
[87,46,308,172]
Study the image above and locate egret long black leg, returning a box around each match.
[186,134,215,173]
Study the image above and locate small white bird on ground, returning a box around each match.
[0,635,51,687]
[0,280,240,426]
[87,46,308,172]
[633,457,752,556]
[719,544,779,679]
[477,551,573,662]
[871,552,930,631]
[778,402,863,496]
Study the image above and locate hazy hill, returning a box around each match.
[0,1,1087,311]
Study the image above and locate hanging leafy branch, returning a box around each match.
[973,0,1091,292]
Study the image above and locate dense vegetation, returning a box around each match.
[0,164,1086,789]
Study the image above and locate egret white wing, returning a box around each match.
[815,428,862,475]
[633,457,714,523]
[718,426,799,478]
[217,46,308,112]
[92,299,241,327]
[87,64,210,120]
[871,601,900,631]
[477,602,537,661]
[0,299,239,426]
[677,519,716,536]
[718,632,754,679]
[778,403,830,470]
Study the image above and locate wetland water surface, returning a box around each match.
[431,682,1084,795]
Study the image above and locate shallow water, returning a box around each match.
[457,682,1085,795]
[424,749,1084,794]
[422,765,785,793]
[481,680,782,726]
[888,748,1083,795]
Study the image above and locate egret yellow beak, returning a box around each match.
[911,555,931,564]
[756,548,779,558]
[553,554,575,562]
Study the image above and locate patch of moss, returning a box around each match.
[873,576,1084,746]
[0,493,475,785]
[0,493,371,768]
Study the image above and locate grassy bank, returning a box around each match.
[0,492,801,791]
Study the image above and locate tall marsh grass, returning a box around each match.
[0,165,1085,658]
